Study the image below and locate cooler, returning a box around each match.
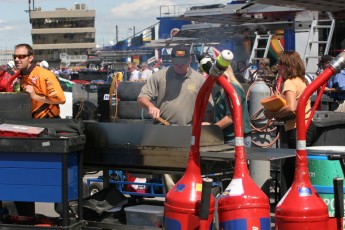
[307,146,345,219]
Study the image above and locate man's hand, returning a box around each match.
[325,87,336,93]
[263,109,276,120]
[24,85,50,103]
[24,84,35,96]
[148,106,160,119]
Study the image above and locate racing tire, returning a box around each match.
[0,92,32,119]
[117,82,146,101]
[89,183,103,196]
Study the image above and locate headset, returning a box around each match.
[197,53,215,74]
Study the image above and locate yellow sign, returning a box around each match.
[196,183,202,192]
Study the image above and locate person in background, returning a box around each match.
[128,62,141,81]
[234,60,248,83]
[257,58,273,76]
[138,44,213,191]
[139,62,152,81]
[13,43,66,217]
[212,65,252,147]
[198,53,251,146]
[39,60,49,70]
[319,55,345,112]
[249,58,273,83]
[263,50,316,195]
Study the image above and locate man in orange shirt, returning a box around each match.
[13,43,66,217]
[14,43,66,118]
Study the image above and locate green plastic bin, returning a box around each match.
[307,146,345,218]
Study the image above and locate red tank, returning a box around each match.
[0,70,21,92]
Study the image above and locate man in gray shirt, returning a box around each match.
[138,44,212,190]
[138,44,211,125]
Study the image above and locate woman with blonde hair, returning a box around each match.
[213,65,252,147]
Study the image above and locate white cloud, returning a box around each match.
[0,26,16,31]
[100,0,228,43]
[0,0,230,49]
[96,0,170,45]
[110,0,171,18]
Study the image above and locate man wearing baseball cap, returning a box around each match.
[170,44,191,65]
[138,44,213,190]
[138,44,212,126]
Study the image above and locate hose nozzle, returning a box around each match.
[209,50,234,77]
[330,51,345,73]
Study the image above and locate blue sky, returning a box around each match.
[0,0,228,51]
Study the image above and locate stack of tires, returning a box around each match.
[117,82,152,123]
[0,92,32,120]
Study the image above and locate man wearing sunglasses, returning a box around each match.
[12,44,67,218]
[13,43,66,118]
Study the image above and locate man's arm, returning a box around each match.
[215,114,233,129]
[25,85,65,104]
[138,96,160,119]
[25,71,66,104]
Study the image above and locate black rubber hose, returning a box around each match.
[333,177,344,218]
[199,178,213,220]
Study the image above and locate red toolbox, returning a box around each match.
[0,124,46,137]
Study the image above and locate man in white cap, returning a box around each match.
[39,60,49,69]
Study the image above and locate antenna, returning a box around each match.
[26,0,31,13]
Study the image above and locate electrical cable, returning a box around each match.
[108,72,117,122]
[109,71,122,123]
[75,99,84,119]
[246,75,280,148]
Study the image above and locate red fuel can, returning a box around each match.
[164,156,215,230]
[275,151,329,230]
[218,173,270,230]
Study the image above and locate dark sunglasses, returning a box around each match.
[13,54,30,59]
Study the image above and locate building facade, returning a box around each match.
[29,3,96,68]
[0,50,14,66]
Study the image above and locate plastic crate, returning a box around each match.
[124,205,163,227]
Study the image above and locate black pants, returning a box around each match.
[285,121,316,149]
[14,201,35,216]
[280,121,316,195]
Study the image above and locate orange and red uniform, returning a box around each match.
[21,65,66,118]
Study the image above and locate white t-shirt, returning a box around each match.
[129,69,141,81]
[141,69,153,80]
